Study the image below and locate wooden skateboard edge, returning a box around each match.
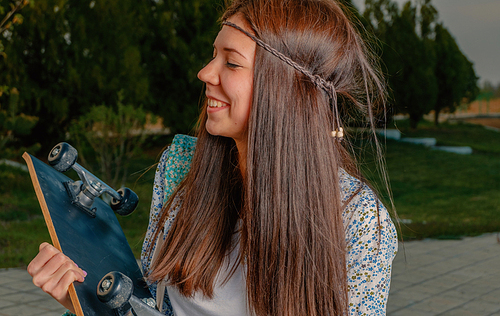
[22,152,85,316]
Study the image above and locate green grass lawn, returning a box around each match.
[392,119,500,154]
[367,120,500,240]
[1,122,499,268]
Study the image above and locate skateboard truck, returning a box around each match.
[48,142,139,218]
[97,271,164,316]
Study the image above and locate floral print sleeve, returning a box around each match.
[141,147,169,275]
[340,170,398,316]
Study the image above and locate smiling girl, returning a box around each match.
[28,0,397,315]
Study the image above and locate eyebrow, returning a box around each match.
[223,47,248,60]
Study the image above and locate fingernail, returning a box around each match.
[83,270,88,277]
[75,263,79,268]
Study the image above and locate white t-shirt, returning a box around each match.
[167,238,251,316]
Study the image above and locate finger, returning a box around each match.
[39,241,52,252]
[30,250,66,284]
[52,255,86,283]
[32,252,86,288]
[41,263,85,300]
[27,243,60,277]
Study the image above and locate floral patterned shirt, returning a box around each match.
[141,134,398,315]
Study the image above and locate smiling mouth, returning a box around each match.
[207,98,228,108]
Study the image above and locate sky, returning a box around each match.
[351,0,500,86]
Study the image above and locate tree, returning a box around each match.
[0,0,40,159]
[140,0,222,135]
[481,81,500,99]
[0,0,28,56]
[433,23,478,125]
[396,2,437,129]
[1,0,153,150]
[363,0,478,129]
[0,87,40,159]
[365,0,437,129]
[0,0,222,152]
[418,0,437,39]
[363,0,399,36]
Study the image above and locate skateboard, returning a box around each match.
[23,143,164,316]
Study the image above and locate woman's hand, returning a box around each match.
[27,242,87,312]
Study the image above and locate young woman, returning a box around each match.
[28,0,397,315]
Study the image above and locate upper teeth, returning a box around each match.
[208,99,225,108]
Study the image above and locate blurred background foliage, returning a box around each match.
[1,0,499,267]
[0,0,482,155]
[0,86,40,158]
[0,0,223,154]
[69,90,153,188]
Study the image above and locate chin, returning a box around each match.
[205,125,221,137]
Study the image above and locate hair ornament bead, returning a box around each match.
[331,127,344,139]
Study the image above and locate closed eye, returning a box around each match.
[226,62,241,69]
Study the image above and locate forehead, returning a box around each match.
[214,15,256,57]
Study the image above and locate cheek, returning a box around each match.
[225,72,253,129]
[237,88,253,127]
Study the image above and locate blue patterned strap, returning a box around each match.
[62,311,76,316]
[155,134,196,314]
[162,134,197,205]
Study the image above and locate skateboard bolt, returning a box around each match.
[90,181,102,191]
[51,147,60,157]
[101,279,112,291]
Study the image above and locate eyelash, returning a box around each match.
[211,48,241,69]
[225,62,240,69]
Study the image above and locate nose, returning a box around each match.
[197,59,219,86]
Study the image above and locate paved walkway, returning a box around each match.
[388,233,500,315]
[1,233,499,315]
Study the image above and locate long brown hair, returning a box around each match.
[148,0,386,315]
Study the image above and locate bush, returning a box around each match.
[69,91,155,188]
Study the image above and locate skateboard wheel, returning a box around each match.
[97,271,133,309]
[111,188,139,216]
[48,142,78,172]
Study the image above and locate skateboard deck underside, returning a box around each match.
[23,153,151,316]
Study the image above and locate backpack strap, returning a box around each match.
[162,134,197,204]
